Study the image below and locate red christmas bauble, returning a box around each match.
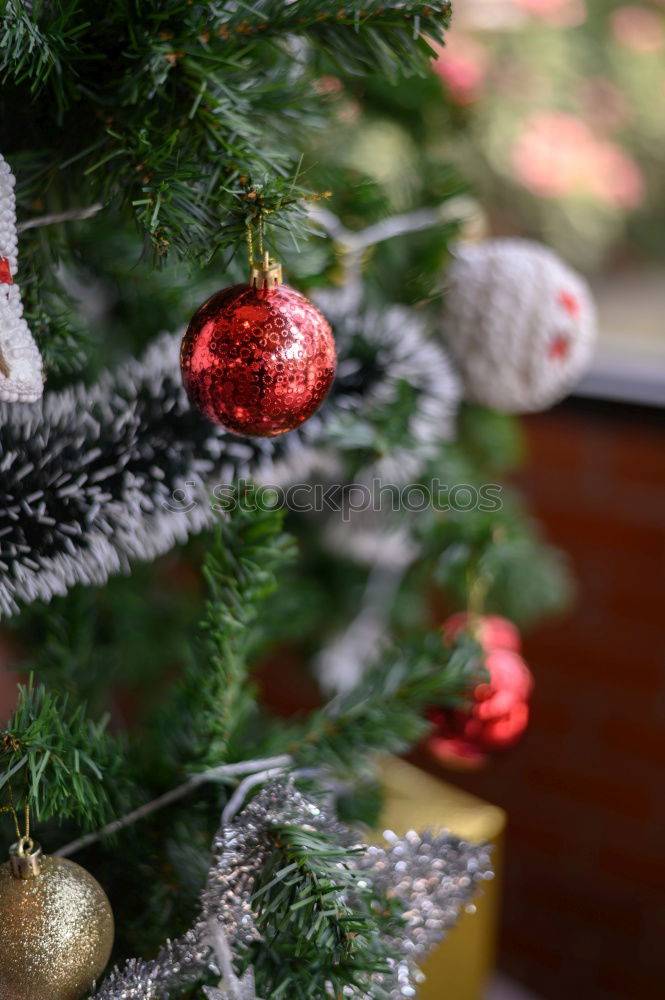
[180,282,336,437]
[442,612,522,654]
[428,614,533,768]
[426,734,487,771]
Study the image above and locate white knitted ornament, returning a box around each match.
[0,153,44,403]
[442,238,597,413]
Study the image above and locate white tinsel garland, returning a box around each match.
[0,153,44,403]
[315,290,462,486]
[0,302,460,618]
[309,292,459,593]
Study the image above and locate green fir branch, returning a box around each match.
[163,493,296,771]
[0,0,90,105]
[205,1,452,77]
[282,632,485,772]
[0,678,127,828]
[2,1,451,263]
[248,822,400,999]
[430,470,574,629]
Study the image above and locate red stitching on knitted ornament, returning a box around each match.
[548,333,571,360]
[558,289,579,318]
[0,257,13,284]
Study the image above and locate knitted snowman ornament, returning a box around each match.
[0,153,44,402]
[442,238,597,413]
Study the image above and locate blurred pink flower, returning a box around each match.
[591,141,645,208]
[611,5,665,53]
[577,77,630,132]
[510,0,587,26]
[434,33,489,105]
[512,113,591,197]
[513,111,645,208]
[513,0,571,7]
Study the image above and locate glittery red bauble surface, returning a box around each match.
[180,283,336,437]
[427,613,533,768]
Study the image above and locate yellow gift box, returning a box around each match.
[375,757,506,1000]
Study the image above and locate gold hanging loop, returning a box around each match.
[258,211,265,260]
[246,212,281,289]
[245,218,254,271]
[10,837,42,879]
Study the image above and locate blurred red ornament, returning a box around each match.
[442,611,522,654]
[180,262,336,437]
[433,32,489,105]
[427,613,533,768]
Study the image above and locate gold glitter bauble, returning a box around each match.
[0,844,114,1000]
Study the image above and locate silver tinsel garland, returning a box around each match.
[202,779,345,947]
[356,829,493,997]
[203,969,265,1000]
[90,780,492,1000]
[203,923,266,1000]
[0,296,459,618]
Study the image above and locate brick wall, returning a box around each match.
[416,397,665,1000]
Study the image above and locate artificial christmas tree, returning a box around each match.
[0,3,591,998]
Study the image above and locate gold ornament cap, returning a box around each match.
[250,252,282,290]
[9,837,43,879]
